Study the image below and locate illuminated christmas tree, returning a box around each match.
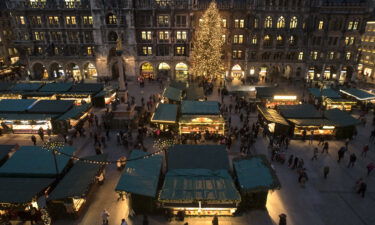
[191,1,225,79]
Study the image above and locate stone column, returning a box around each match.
[116,50,128,102]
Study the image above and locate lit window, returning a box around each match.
[233,35,243,44]
[277,16,285,29]
[232,50,243,59]
[328,52,334,60]
[87,46,93,55]
[48,16,59,25]
[252,36,257,44]
[318,21,324,30]
[83,16,93,25]
[65,0,80,8]
[176,46,185,55]
[311,51,318,60]
[222,34,226,42]
[157,15,169,27]
[34,16,42,25]
[234,19,244,28]
[176,31,187,40]
[265,16,272,28]
[290,16,298,29]
[222,19,227,28]
[141,31,152,40]
[345,37,355,45]
[158,31,169,40]
[348,21,354,30]
[19,16,26,25]
[289,35,295,44]
[34,32,45,41]
[346,52,351,60]
[353,21,359,30]
[108,14,117,25]
[142,46,152,55]
[66,16,76,25]
[254,18,259,28]
[298,52,304,60]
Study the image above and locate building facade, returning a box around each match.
[359,20,375,83]
[2,0,373,82]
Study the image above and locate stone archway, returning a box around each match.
[49,62,64,79]
[83,62,97,79]
[140,62,155,79]
[32,63,47,80]
[66,63,81,80]
[175,62,188,81]
[158,62,171,79]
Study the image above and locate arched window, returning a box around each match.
[289,35,297,45]
[290,16,298,29]
[277,16,285,29]
[264,16,272,28]
[276,35,283,45]
[106,13,117,25]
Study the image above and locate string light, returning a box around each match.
[42,140,167,165]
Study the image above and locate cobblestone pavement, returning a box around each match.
[2,79,375,225]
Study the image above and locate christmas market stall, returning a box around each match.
[116,150,163,214]
[162,86,182,103]
[54,103,92,133]
[322,98,356,111]
[0,83,20,99]
[57,83,104,105]
[340,88,375,104]
[0,145,74,178]
[278,104,336,137]
[150,104,178,132]
[185,86,205,101]
[308,88,341,103]
[233,155,280,210]
[159,145,241,216]
[257,106,290,136]
[256,87,299,108]
[0,178,54,222]
[324,108,360,139]
[0,145,17,167]
[179,101,225,135]
[91,88,116,108]
[47,154,107,219]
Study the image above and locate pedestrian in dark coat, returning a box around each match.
[279,213,287,225]
[292,157,299,169]
[348,153,357,168]
[337,147,346,163]
[357,182,367,198]
[31,135,37,146]
[143,215,149,225]
[324,166,330,179]
[212,215,219,225]
[288,155,294,168]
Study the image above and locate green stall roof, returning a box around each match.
[151,104,178,123]
[233,156,280,192]
[256,87,296,99]
[57,104,91,121]
[28,100,74,113]
[181,101,220,115]
[0,99,37,112]
[0,113,58,121]
[10,83,43,92]
[115,150,163,197]
[48,154,107,200]
[340,88,375,101]
[308,88,341,99]
[257,106,289,126]
[0,83,15,92]
[324,108,360,127]
[168,145,229,170]
[169,81,187,90]
[185,86,205,100]
[0,178,54,204]
[0,145,74,178]
[159,169,241,203]
[278,104,322,119]
[0,145,15,163]
[288,118,335,127]
[69,83,104,94]
[163,87,182,101]
[38,83,73,93]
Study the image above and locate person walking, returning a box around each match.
[348,153,357,168]
[288,155,294,168]
[279,213,287,225]
[309,131,314,144]
[292,156,299,169]
[357,182,367,198]
[212,215,219,225]
[311,147,318,161]
[31,135,37,146]
[362,145,369,157]
[337,146,346,163]
[323,166,330,179]
[322,142,329,154]
[367,162,375,176]
[101,209,110,225]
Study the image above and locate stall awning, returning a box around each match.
[38,83,73,93]
[151,104,178,123]
[168,145,229,170]
[288,118,335,127]
[169,81,187,91]
[181,101,220,115]
[115,150,163,197]
[185,86,205,100]
[308,88,341,99]
[340,88,375,101]
[0,99,37,112]
[48,154,107,200]
[324,108,360,127]
[57,104,91,121]
[0,178,54,204]
[159,169,241,203]
[28,100,74,113]
[233,156,280,192]
[0,145,16,164]
[163,87,182,101]
[0,113,58,121]
[10,83,43,92]
[325,98,357,104]
[278,104,322,119]
[0,83,15,92]
[257,106,289,126]
[0,145,74,178]
[69,83,104,94]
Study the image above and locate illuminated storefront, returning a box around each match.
[288,119,336,136]
[257,106,290,136]
[323,98,356,111]
[151,104,178,132]
[175,62,188,81]
[140,62,154,79]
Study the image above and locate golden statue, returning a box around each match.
[116,35,123,51]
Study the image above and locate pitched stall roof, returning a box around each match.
[159,169,241,203]
[233,156,280,192]
[116,150,163,197]
[324,108,360,127]
[0,83,15,92]
[57,104,91,121]
[167,145,229,170]
[0,178,54,204]
[288,119,335,127]
[340,88,375,101]
[181,101,220,115]
[0,99,37,112]
[28,100,74,113]
[69,83,104,94]
[0,145,74,178]
[257,106,289,126]
[10,83,43,92]
[278,104,322,119]
[38,83,73,93]
[308,88,341,99]
[169,81,187,90]
[151,104,178,123]
[0,145,16,164]
[163,87,182,101]
[48,154,107,200]
[185,86,205,100]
